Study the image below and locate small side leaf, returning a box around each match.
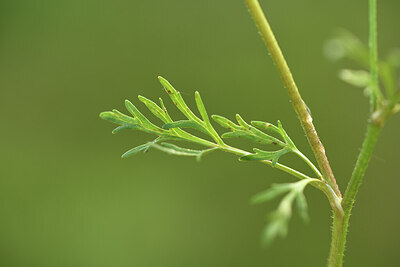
[277,121,296,148]
[125,100,162,132]
[112,124,142,134]
[295,192,309,223]
[256,179,313,246]
[236,114,250,129]
[195,91,210,124]
[339,69,370,88]
[99,111,138,125]
[121,142,154,158]
[158,76,202,124]
[138,95,169,123]
[251,184,293,204]
[251,121,281,136]
[240,148,291,167]
[221,131,278,145]
[212,115,239,130]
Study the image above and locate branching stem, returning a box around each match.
[328,0,386,266]
[328,122,382,267]
[245,0,341,198]
[219,144,342,213]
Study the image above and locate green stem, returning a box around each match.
[294,149,323,178]
[328,122,382,267]
[221,145,342,213]
[368,0,383,110]
[220,145,313,181]
[327,1,384,265]
[245,0,341,198]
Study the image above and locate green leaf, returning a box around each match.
[339,69,370,88]
[324,29,369,67]
[251,121,281,136]
[214,116,283,145]
[277,121,296,148]
[138,95,169,123]
[121,142,154,158]
[211,115,239,130]
[236,114,250,129]
[125,100,163,132]
[295,192,309,223]
[262,214,288,246]
[162,120,208,134]
[251,184,293,204]
[99,111,138,125]
[240,148,291,166]
[158,76,202,124]
[195,91,210,125]
[112,124,141,134]
[257,179,313,246]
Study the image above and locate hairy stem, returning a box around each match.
[245,0,341,198]
[327,1,384,265]
[328,122,382,267]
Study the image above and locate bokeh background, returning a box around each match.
[1,0,399,266]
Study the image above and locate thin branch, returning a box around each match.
[245,0,341,197]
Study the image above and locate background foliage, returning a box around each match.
[1,0,399,266]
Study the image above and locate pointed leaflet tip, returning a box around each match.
[194,91,210,124]
[99,111,109,119]
[121,142,153,158]
[235,114,249,128]
[158,76,176,93]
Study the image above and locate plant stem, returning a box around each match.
[328,122,382,267]
[368,0,383,110]
[327,1,384,265]
[245,0,341,198]
[294,149,323,178]
[220,145,343,213]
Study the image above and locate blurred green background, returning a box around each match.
[1,0,399,266]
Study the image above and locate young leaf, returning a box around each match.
[99,111,138,125]
[195,91,210,125]
[158,76,202,124]
[236,114,250,129]
[211,115,239,130]
[251,184,293,204]
[295,192,309,223]
[240,148,292,167]
[214,115,283,145]
[121,142,154,158]
[112,124,141,134]
[277,121,296,149]
[125,100,163,132]
[255,179,313,246]
[262,213,288,246]
[251,121,281,136]
[339,69,370,88]
[138,95,169,123]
